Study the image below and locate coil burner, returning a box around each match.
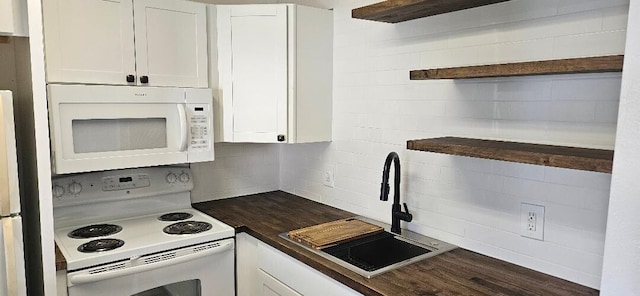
[158,212,194,222]
[77,239,125,253]
[163,221,212,235]
[68,224,122,239]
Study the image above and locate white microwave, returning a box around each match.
[47,84,214,174]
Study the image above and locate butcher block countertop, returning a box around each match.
[193,191,598,296]
[53,190,597,295]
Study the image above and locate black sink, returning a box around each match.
[280,217,457,278]
[321,232,431,272]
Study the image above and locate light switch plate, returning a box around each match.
[521,203,544,240]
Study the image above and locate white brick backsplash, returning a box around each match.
[191,143,279,202]
[412,208,467,237]
[549,101,596,122]
[595,101,620,123]
[495,162,546,180]
[551,74,622,101]
[193,0,627,290]
[494,79,552,101]
[544,167,612,189]
[557,0,630,15]
[497,38,556,63]
[602,5,629,31]
[552,30,627,58]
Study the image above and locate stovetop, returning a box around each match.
[55,208,234,271]
[52,167,234,271]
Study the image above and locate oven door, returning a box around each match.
[48,84,190,174]
[66,239,234,296]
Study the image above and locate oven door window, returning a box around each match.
[72,118,167,153]
[132,279,201,296]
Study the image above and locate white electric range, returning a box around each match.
[53,166,235,296]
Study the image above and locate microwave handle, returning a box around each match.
[178,104,188,152]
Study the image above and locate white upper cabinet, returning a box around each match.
[43,0,208,87]
[0,0,28,36]
[134,0,208,87]
[213,4,333,143]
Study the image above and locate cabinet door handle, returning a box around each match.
[277,135,285,142]
[126,75,135,83]
[140,76,149,84]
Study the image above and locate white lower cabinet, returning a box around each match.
[236,233,362,296]
[237,233,260,296]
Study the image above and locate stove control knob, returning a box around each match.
[52,185,65,198]
[179,172,190,183]
[68,182,82,195]
[166,173,177,183]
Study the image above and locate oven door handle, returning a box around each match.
[68,240,233,285]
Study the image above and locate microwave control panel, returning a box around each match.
[187,104,211,150]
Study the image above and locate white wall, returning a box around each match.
[281,0,628,289]
[600,0,640,294]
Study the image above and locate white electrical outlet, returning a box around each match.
[521,203,544,240]
[323,166,335,188]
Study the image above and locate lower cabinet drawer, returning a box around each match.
[258,269,302,296]
[257,240,362,296]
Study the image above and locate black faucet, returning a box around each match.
[380,152,412,234]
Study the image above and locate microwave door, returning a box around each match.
[53,103,189,173]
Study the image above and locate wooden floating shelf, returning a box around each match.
[352,0,511,23]
[407,137,614,173]
[410,55,624,80]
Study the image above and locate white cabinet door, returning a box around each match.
[0,0,28,36]
[213,4,332,144]
[0,0,16,35]
[237,234,362,296]
[217,5,288,143]
[258,269,302,296]
[43,0,136,85]
[43,0,207,87]
[236,233,259,296]
[134,0,208,87]
[257,237,363,296]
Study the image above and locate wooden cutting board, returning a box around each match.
[288,218,383,249]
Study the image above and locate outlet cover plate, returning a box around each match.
[323,165,335,188]
[521,203,544,240]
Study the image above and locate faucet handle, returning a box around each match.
[401,203,413,222]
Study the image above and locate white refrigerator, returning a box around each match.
[0,90,27,295]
